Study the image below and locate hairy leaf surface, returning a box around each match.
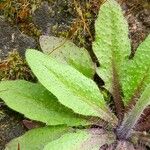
[118,84,150,139]
[121,35,150,104]
[0,80,91,126]
[44,129,115,150]
[93,0,131,120]
[26,49,117,125]
[5,126,69,150]
[40,35,95,78]
[93,0,130,93]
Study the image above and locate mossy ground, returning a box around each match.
[0,50,36,81]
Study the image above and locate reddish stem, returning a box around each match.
[135,115,150,132]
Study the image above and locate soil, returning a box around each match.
[0,105,26,150]
[0,0,150,149]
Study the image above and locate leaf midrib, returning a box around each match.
[43,64,106,112]
[42,64,117,124]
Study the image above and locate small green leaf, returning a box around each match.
[40,35,95,78]
[121,35,150,104]
[5,126,69,150]
[93,0,130,120]
[93,0,130,92]
[118,84,150,139]
[44,129,115,150]
[0,80,91,126]
[26,49,117,126]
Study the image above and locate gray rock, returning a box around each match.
[0,106,26,150]
[0,18,37,59]
[32,1,74,35]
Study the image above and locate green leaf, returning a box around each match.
[44,128,115,150]
[93,0,131,120]
[121,35,150,104]
[118,84,150,139]
[93,0,130,92]
[5,126,69,150]
[40,35,95,78]
[26,49,117,126]
[0,80,91,126]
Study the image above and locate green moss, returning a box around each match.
[0,50,36,81]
